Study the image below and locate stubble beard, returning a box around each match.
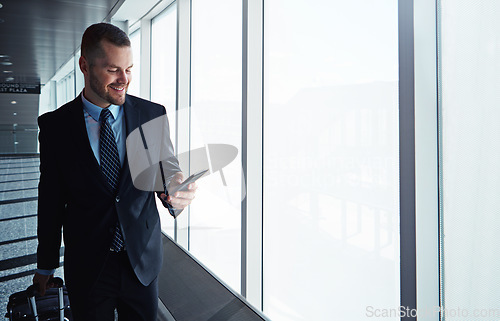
[89,72,127,106]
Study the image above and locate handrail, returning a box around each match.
[158,233,271,321]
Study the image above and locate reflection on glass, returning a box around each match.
[189,0,242,293]
[263,1,399,320]
[151,3,177,237]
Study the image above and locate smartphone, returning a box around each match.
[169,169,208,195]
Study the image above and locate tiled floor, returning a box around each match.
[0,155,64,315]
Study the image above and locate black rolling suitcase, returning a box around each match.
[5,277,72,321]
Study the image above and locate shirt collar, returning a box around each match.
[81,92,121,121]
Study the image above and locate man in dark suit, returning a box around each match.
[32,23,196,321]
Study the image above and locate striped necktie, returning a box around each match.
[99,108,124,251]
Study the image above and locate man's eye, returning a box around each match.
[108,69,118,72]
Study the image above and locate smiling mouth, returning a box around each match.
[109,85,125,92]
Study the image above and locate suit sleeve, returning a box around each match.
[159,106,181,177]
[37,115,66,270]
[155,106,182,216]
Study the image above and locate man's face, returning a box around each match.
[80,40,133,108]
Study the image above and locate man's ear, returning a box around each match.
[79,56,89,75]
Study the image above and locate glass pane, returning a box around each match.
[56,78,65,106]
[439,1,500,320]
[189,0,242,293]
[263,1,400,320]
[128,28,141,97]
[151,3,178,238]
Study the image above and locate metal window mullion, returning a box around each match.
[414,0,441,320]
[242,0,264,310]
[140,19,152,100]
[399,0,417,320]
[436,0,445,317]
[175,0,192,249]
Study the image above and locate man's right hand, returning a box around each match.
[33,272,54,296]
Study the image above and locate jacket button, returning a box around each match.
[115,196,120,203]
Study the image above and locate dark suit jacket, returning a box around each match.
[37,93,180,293]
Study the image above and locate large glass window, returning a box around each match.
[263,1,400,320]
[128,28,141,97]
[439,1,500,320]
[151,3,177,138]
[189,0,242,293]
[151,3,178,237]
[56,72,75,106]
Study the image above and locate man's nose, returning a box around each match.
[117,70,128,83]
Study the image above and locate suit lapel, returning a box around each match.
[71,94,142,195]
[117,95,140,193]
[69,94,103,174]
[69,93,114,195]
[123,95,140,137]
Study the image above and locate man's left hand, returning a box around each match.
[160,172,197,210]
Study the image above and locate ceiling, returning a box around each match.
[0,0,123,129]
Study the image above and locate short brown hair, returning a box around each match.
[81,23,130,63]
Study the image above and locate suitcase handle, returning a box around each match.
[27,294,39,321]
[28,276,64,295]
[27,277,66,321]
[26,284,39,321]
[58,286,65,321]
